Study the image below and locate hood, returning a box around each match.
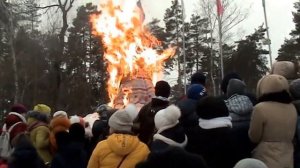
[290,79,300,100]
[226,79,246,98]
[27,111,49,125]
[226,95,253,116]
[50,117,70,131]
[221,72,242,94]
[256,74,289,98]
[107,134,140,156]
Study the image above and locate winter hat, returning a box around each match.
[191,72,206,86]
[155,81,171,98]
[69,123,85,143]
[271,61,296,80]
[196,96,229,119]
[154,105,181,132]
[5,112,26,128]
[187,84,207,100]
[108,104,138,132]
[33,104,51,117]
[221,72,242,94]
[53,111,68,118]
[10,104,28,114]
[290,79,300,100]
[256,74,289,98]
[70,115,85,127]
[226,79,246,97]
[233,158,267,168]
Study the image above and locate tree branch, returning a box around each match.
[35,4,60,9]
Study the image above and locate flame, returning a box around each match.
[91,0,175,107]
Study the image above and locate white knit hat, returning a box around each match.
[53,111,68,118]
[233,158,268,168]
[154,105,181,133]
[108,104,138,132]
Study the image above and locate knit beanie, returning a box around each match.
[187,84,207,100]
[290,79,300,100]
[108,104,138,132]
[191,72,206,86]
[233,158,267,168]
[196,96,229,119]
[155,81,171,98]
[221,72,242,94]
[33,104,51,117]
[226,79,246,97]
[10,104,28,114]
[154,105,181,132]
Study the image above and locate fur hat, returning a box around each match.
[53,111,68,118]
[196,96,229,119]
[10,104,28,114]
[155,81,171,98]
[226,79,246,97]
[256,74,289,98]
[191,72,206,86]
[233,158,267,168]
[290,79,300,99]
[33,104,51,117]
[70,115,85,127]
[187,84,207,100]
[108,104,138,132]
[154,105,181,132]
[221,72,242,94]
[271,61,296,80]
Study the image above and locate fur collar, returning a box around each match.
[153,133,188,148]
[258,90,292,104]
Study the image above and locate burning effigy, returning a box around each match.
[90,0,175,109]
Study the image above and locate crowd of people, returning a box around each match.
[0,61,300,168]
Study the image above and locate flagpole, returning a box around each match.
[181,0,187,94]
[217,8,224,81]
[262,0,272,67]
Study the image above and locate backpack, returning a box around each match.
[0,122,21,159]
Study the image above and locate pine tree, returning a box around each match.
[163,0,184,90]
[227,25,269,91]
[64,3,108,114]
[277,0,300,63]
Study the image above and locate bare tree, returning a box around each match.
[35,0,75,108]
[197,0,249,95]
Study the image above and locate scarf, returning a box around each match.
[199,116,232,129]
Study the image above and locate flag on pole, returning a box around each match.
[137,0,145,23]
[216,0,224,16]
[262,0,266,7]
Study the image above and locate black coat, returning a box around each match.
[51,142,88,168]
[134,98,169,145]
[186,126,236,168]
[151,124,187,153]
[176,99,199,128]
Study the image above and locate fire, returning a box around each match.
[90,0,175,107]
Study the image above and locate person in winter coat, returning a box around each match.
[233,158,267,168]
[8,133,46,168]
[186,96,235,168]
[51,123,88,168]
[49,111,70,155]
[87,105,149,168]
[133,80,171,146]
[226,79,255,161]
[226,79,253,122]
[136,147,208,168]
[249,74,297,168]
[151,105,188,152]
[27,104,52,165]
